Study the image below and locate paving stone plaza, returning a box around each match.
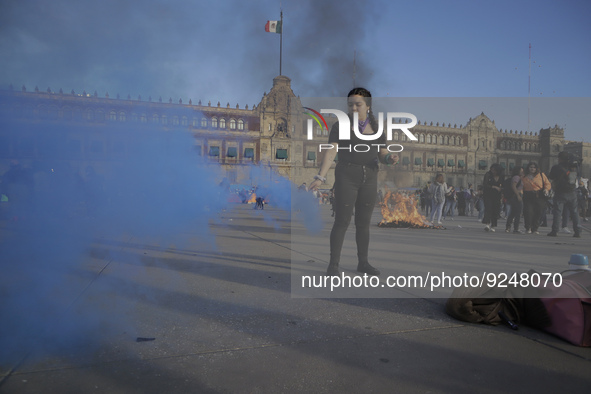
[1,202,590,393]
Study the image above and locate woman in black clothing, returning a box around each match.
[482,163,504,232]
[309,88,398,276]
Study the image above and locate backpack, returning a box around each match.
[445,285,521,327]
[527,269,591,347]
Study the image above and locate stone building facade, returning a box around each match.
[0,75,583,189]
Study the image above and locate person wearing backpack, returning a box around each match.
[429,173,447,225]
[504,166,524,233]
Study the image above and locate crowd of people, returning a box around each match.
[419,151,588,237]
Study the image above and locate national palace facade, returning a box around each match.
[1,75,589,189]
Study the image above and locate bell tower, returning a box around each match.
[256,76,304,178]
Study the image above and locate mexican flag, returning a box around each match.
[265,20,282,34]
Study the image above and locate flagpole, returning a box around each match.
[279,10,283,75]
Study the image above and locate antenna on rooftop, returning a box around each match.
[528,43,531,133]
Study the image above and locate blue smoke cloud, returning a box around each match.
[0,105,322,367]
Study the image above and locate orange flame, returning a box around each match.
[379,190,429,228]
[247,193,257,204]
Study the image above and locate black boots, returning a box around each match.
[326,263,340,276]
[357,262,380,276]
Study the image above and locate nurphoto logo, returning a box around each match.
[304,107,418,153]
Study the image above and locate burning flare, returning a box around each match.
[378,190,430,228]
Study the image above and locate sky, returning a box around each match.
[1,0,590,141]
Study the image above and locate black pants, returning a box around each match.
[330,162,378,266]
[483,194,501,227]
[523,191,544,232]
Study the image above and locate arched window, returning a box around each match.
[119,111,126,122]
[172,116,179,126]
[161,115,167,125]
[433,135,438,144]
[453,136,457,145]
[152,114,159,123]
[445,136,450,145]
[201,118,207,127]
[109,111,117,121]
[49,106,58,120]
[419,134,425,143]
[394,131,399,141]
[230,119,236,129]
[62,106,72,120]
[212,117,218,128]
[140,113,147,123]
[219,118,226,128]
[427,134,432,144]
[238,119,244,130]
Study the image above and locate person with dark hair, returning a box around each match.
[504,166,524,233]
[522,161,551,234]
[547,151,581,237]
[309,87,398,276]
[482,163,504,232]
